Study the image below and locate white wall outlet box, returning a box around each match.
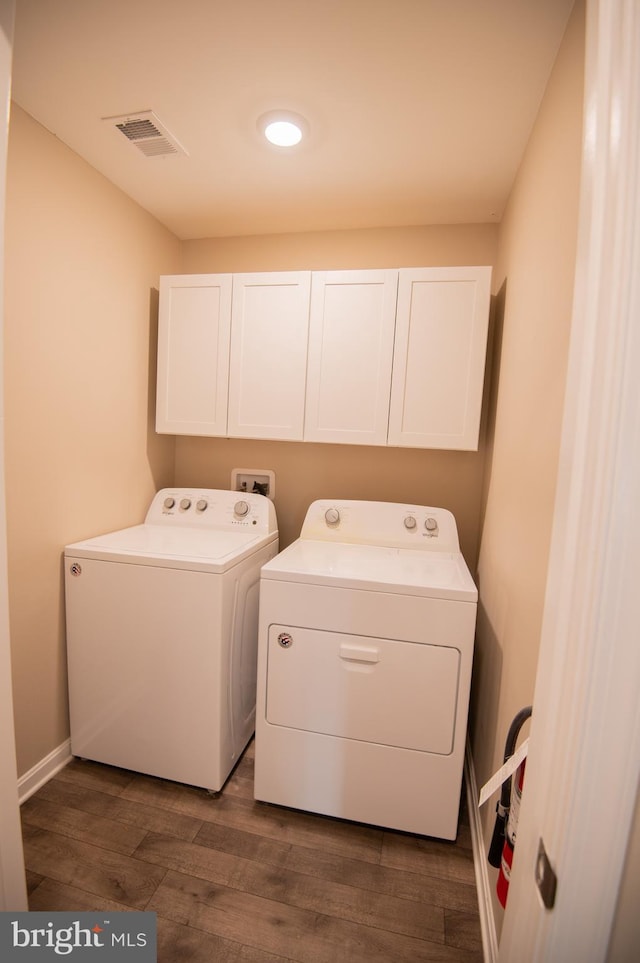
[231,468,275,498]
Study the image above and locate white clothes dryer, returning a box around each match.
[65,488,278,791]
[254,499,477,839]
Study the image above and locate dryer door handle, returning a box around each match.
[339,644,380,664]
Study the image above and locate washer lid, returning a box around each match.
[261,538,477,601]
[65,524,277,573]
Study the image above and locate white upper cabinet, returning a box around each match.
[304,270,398,445]
[388,267,492,450]
[156,274,232,436]
[227,272,311,441]
[156,266,492,449]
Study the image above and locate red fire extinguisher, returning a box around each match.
[496,758,525,907]
[487,706,532,909]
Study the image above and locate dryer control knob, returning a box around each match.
[180,498,191,511]
[163,497,175,509]
[425,517,438,532]
[325,508,340,526]
[196,499,208,513]
[404,515,417,530]
[234,500,250,517]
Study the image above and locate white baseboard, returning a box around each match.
[465,738,498,963]
[18,739,72,804]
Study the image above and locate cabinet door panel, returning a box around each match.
[388,267,491,450]
[305,270,398,445]
[156,274,231,436]
[228,273,310,440]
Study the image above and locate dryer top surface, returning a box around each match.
[261,538,477,601]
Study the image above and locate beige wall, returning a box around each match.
[178,225,498,554]
[4,105,181,775]
[471,0,585,930]
[182,224,498,274]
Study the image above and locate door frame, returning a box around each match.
[0,0,27,915]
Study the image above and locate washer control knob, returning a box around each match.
[196,499,208,513]
[325,508,340,526]
[180,498,191,511]
[234,500,250,517]
[404,515,417,530]
[425,517,438,533]
[163,497,175,509]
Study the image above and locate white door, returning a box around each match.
[499,2,640,959]
[388,266,491,450]
[304,270,397,445]
[228,272,310,441]
[156,273,232,435]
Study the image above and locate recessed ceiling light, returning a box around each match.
[265,119,302,147]
[258,111,308,148]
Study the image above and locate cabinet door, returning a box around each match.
[388,267,491,450]
[156,274,232,436]
[304,270,398,445]
[228,272,311,441]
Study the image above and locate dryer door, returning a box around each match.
[266,625,460,754]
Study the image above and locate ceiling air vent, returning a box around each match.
[103,110,188,158]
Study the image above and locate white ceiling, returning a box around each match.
[11,0,575,240]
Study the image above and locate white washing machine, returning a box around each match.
[65,488,278,791]
[254,499,477,840]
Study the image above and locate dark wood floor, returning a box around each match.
[21,740,483,962]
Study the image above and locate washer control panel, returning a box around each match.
[301,499,459,551]
[146,488,277,534]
